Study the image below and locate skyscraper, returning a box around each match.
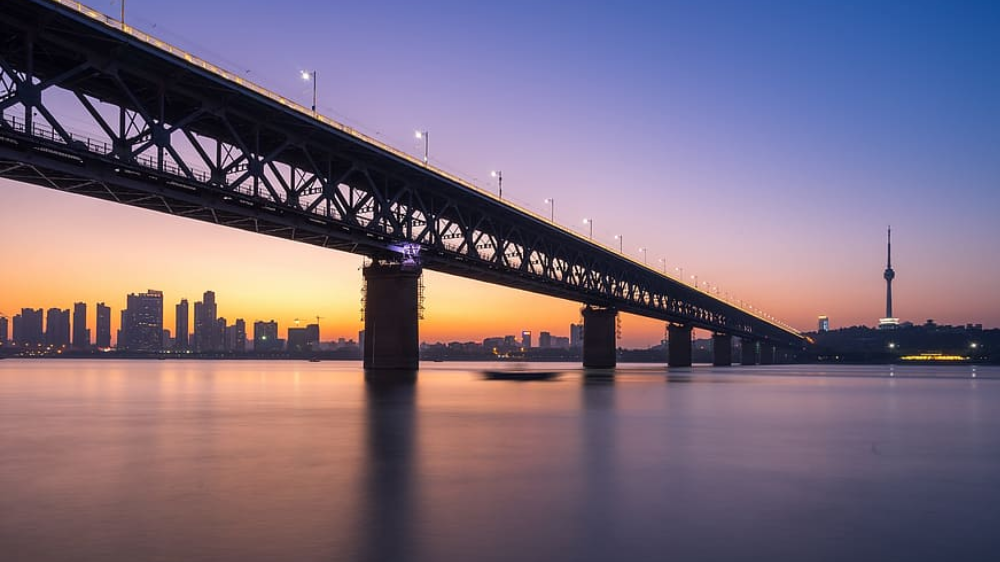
[175,299,189,351]
[120,290,163,352]
[72,302,90,350]
[95,302,111,348]
[879,227,899,329]
[0,315,8,345]
[45,308,70,348]
[818,316,830,332]
[194,291,219,352]
[569,323,584,348]
[254,320,281,352]
[13,308,44,347]
[521,330,532,349]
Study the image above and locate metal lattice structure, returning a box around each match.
[0,0,804,347]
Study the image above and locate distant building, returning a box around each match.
[539,331,552,348]
[818,316,830,332]
[879,227,899,329]
[175,299,189,351]
[287,323,320,353]
[551,336,570,348]
[569,323,584,348]
[194,291,220,352]
[45,308,71,348]
[13,308,45,347]
[95,302,112,348]
[225,318,246,353]
[120,290,163,352]
[72,302,90,350]
[254,320,281,352]
[0,316,7,345]
[521,330,532,349]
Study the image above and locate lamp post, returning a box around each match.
[583,218,593,239]
[691,274,698,289]
[491,170,503,199]
[658,258,667,274]
[414,130,428,164]
[614,234,623,253]
[544,198,555,222]
[300,70,317,112]
[639,247,647,265]
[675,266,683,282]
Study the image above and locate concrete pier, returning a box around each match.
[740,338,757,365]
[759,343,776,365]
[363,261,421,373]
[582,305,618,368]
[667,324,693,367]
[712,333,732,366]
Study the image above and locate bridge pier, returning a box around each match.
[740,339,757,365]
[667,324,693,367]
[582,305,618,368]
[712,333,732,366]
[759,343,776,365]
[363,261,421,374]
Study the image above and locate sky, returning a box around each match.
[2,0,999,347]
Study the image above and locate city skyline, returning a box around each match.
[2,0,998,346]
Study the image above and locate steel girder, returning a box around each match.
[0,0,804,347]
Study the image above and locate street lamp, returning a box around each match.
[414,130,429,164]
[675,266,683,282]
[491,170,503,199]
[614,234,623,252]
[658,258,667,274]
[300,70,317,112]
[583,218,593,239]
[544,198,555,222]
[691,274,698,288]
[639,247,647,265]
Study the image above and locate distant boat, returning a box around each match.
[308,357,321,362]
[483,370,559,382]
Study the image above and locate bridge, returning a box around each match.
[0,0,805,373]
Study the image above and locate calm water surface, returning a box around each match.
[2,360,999,561]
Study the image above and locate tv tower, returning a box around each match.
[879,226,898,329]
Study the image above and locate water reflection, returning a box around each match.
[358,380,417,562]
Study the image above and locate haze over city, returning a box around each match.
[2,0,998,346]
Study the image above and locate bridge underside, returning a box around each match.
[0,0,805,371]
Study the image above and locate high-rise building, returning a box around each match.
[45,308,71,348]
[95,303,112,348]
[0,316,9,345]
[72,302,90,350]
[194,291,219,352]
[521,330,532,349]
[818,316,830,332]
[569,323,584,348]
[120,290,163,352]
[287,323,320,353]
[175,299,189,351]
[225,318,246,353]
[879,227,899,329]
[13,308,45,347]
[254,320,281,352]
[539,331,552,348]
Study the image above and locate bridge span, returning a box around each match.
[0,0,805,373]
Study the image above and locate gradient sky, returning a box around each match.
[2,0,999,346]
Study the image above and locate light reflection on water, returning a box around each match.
[1,360,999,561]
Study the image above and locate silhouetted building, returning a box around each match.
[95,302,111,348]
[879,227,899,329]
[570,323,583,348]
[552,336,570,348]
[225,319,246,352]
[0,316,8,345]
[175,299,189,351]
[287,323,320,353]
[72,302,90,350]
[13,308,45,346]
[254,320,281,352]
[818,315,830,332]
[539,331,552,348]
[120,290,163,352]
[45,308,71,348]
[194,291,220,352]
[521,330,532,349]
[216,317,227,352]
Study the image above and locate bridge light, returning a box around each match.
[415,130,428,164]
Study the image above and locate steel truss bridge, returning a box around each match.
[0,0,804,348]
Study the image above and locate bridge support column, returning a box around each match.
[363,261,421,374]
[582,305,617,368]
[759,343,776,365]
[668,324,693,367]
[712,334,732,366]
[740,339,757,365]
